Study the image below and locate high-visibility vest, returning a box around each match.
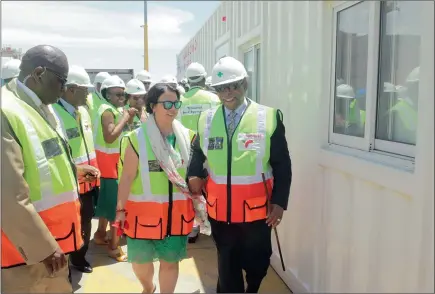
[390,99,417,132]
[198,100,276,223]
[86,92,105,126]
[1,92,83,268]
[119,125,196,240]
[53,102,100,194]
[94,103,128,179]
[178,87,220,132]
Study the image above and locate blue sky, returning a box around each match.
[1,1,220,81]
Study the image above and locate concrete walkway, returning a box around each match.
[72,220,291,293]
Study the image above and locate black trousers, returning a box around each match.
[210,217,272,293]
[70,188,98,265]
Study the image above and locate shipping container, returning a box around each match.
[177,1,434,293]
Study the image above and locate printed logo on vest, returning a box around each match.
[237,133,264,151]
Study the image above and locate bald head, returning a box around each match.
[18,45,69,105]
[19,45,68,79]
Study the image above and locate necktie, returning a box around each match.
[227,110,237,137]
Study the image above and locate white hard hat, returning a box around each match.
[177,84,185,95]
[406,66,419,83]
[125,78,147,95]
[160,75,178,85]
[211,56,247,87]
[66,65,93,88]
[2,59,21,80]
[205,76,212,86]
[136,70,152,82]
[186,62,207,83]
[336,84,355,99]
[101,75,125,91]
[94,72,111,84]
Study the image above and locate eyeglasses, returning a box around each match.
[157,100,182,110]
[45,67,67,88]
[213,80,243,93]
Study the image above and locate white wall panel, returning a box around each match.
[177,1,434,293]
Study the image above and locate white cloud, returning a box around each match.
[1,1,195,80]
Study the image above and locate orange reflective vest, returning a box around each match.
[1,89,83,268]
[198,100,277,223]
[53,101,100,194]
[119,123,196,239]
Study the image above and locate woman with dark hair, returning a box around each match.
[114,83,200,293]
[93,75,137,262]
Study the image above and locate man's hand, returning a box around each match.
[188,177,205,195]
[266,204,284,227]
[76,164,100,183]
[42,249,67,276]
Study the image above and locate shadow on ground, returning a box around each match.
[72,221,291,293]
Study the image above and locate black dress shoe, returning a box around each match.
[70,261,93,273]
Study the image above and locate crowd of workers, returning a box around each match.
[0,44,292,293]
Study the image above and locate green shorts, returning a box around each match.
[94,178,118,222]
[127,236,188,264]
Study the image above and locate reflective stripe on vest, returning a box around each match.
[53,103,100,193]
[178,88,220,132]
[121,125,195,240]
[94,103,123,178]
[1,95,83,268]
[198,101,275,223]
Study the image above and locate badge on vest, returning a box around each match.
[208,137,224,150]
[41,138,63,159]
[148,160,163,172]
[66,127,80,139]
[237,133,264,151]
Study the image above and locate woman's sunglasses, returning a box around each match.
[157,100,182,110]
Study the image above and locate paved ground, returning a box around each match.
[72,219,291,293]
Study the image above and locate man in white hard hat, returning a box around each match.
[1,59,21,90]
[135,69,152,92]
[388,66,419,145]
[52,65,100,274]
[187,56,292,293]
[86,72,111,125]
[178,62,220,243]
[124,78,148,128]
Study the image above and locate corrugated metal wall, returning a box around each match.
[177,1,434,293]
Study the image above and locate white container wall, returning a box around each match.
[177,1,434,293]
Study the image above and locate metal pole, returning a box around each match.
[144,0,149,70]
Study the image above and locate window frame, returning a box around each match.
[329,0,416,158]
[243,43,261,102]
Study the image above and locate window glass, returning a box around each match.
[375,1,421,145]
[244,49,255,100]
[333,1,369,137]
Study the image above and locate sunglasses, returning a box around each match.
[213,80,243,93]
[45,67,67,88]
[157,100,182,110]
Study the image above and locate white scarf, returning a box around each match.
[146,114,191,193]
[145,114,211,235]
